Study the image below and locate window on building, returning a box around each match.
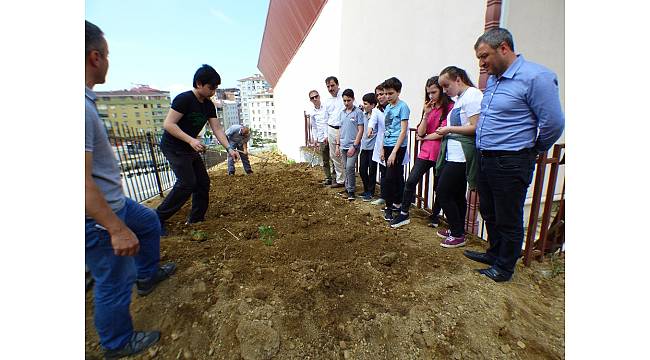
[133,105,139,109]
[121,113,127,118]
[156,104,161,108]
[137,120,142,125]
[111,113,117,118]
[135,112,140,117]
[143,104,148,108]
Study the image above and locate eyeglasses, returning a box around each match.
[309,95,319,100]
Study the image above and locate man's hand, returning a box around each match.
[347,147,357,157]
[189,138,206,152]
[380,148,385,162]
[367,129,375,138]
[229,149,240,161]
[110,225,140,256]
[335,145,341,157]
[323,137,328,145]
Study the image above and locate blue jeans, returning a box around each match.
[85,198,161,350]
[477,151,536,275]
[341,148,359,194]
[227,143,252,174]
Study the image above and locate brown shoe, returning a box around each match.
[330,183,344,188]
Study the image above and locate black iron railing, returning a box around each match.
[106,125,226,203]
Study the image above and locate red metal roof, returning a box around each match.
[257,0,328,87]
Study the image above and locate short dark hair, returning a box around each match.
[440,66,475,88]
[325,76,339,85]
[382,77,402,92]
[362,93,377,105]
[85,20,105,57]
[474,27,515,51]
[342,88,354,98]
[193,64,221,88]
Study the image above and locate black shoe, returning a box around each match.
[427,214,441,228]
[246,170,254,174]
[104,331,160,359]
[383,208,393,221]
[227,172,235,176]
[322,179,333,185]
[390,212,410,228]
[136,262,177,296]
[347,192,355,201]
[330,183,344,188]
[463,250,495,266]
[476,267,511,282]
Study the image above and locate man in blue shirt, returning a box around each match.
[466,28,565,282]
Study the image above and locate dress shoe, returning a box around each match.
[463,250,495,266]
[476,267,512,282]
[330,182,344,188]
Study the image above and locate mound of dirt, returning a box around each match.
[86,152,565,359]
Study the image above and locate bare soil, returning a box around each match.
[85,152,565,360]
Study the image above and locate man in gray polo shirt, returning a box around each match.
[225,124,253,175]
[85,20,176,359]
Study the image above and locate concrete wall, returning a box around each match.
[339,0,486,129]
[273,0,486,160]
[273,0,343,160]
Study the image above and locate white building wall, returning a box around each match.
[340,0,485,129]
[273,0,485,160]
[273,0,343,160]
[502,0,566,216]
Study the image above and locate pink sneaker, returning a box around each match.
[440,235,466,248]
[436,228,451,238]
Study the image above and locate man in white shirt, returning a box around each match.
[307,90,332,185]
[323,76,345,188]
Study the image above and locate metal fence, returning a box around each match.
[304,113,565,266]
[106,125,226,203]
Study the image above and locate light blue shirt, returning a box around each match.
[383,100,410,147]
[476,55,565,152]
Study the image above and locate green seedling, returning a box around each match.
[258,225,276,246]
[286,159,296,165]
[190,230,208,242]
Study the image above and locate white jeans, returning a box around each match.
[327,126,346,184]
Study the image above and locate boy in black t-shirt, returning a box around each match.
[156,64,238,229]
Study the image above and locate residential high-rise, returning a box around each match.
[248,89,276,141]
[95,85,170,136]
[222,100,240,130]
[237,74,270,127]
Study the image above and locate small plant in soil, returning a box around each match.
[258,225,276,246]
[190,229,208,242]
